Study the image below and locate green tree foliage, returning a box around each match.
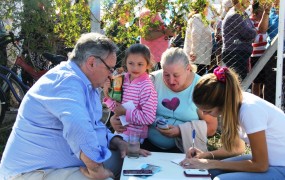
[54,0,91,48]
[0,0,90,53]
[101,0,192,46]
[0,0,217,54]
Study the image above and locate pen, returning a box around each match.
[192,129,196,148]
[191,129,196,156]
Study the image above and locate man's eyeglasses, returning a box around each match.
[94,56,114,74]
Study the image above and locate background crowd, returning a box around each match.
[0,0,285,179]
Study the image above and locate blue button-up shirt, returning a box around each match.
[0,60,115,179]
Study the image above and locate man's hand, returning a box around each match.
[110,135,151,158]
[80,151,114,179]
[156,125,180,138]
[110,136,128,158]
[110,115,127,133]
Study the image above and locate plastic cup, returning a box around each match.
[127,129,141,159]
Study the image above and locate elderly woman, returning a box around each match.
[110,47,217,153]
[183,0,213,76]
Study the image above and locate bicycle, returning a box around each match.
[0,32,67,128]
[0,32,113,129]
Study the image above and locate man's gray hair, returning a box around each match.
[69,33,118,66]
[161,47,197,72]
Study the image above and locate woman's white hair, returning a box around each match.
[160,47,197,72]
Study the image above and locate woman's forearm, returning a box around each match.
[207,158,268,172]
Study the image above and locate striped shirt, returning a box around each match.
[104,72,158,139]
[251,18,268,57]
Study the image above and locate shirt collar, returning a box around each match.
[67,60,92,88]
[125,72,149,84]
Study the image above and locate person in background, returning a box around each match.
[110,47,217,153]
[103,44,157,143]
[180,66,285,179]
[249,1,268,98]
[170,20,185,48]
[183,0,213,76]
[0,33,150,180]
[222,0,256,81]
[139,0,174,70]
[214,0,233,66]
[258,0,282,105]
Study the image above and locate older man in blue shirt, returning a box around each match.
[0,33,150,180]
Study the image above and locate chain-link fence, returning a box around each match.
[100,0,284,110]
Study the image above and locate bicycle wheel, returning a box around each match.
[7,77,26,109]
[0,88,7,126]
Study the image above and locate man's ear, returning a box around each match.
[86,56,95,70]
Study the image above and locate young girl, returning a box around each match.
[180,66,285,179]
[103,44,158,142]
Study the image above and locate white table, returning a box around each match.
[120,152,211,180]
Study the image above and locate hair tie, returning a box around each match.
[214,66,228,83]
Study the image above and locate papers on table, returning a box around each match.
[171,157,184,165]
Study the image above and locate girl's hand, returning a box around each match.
[110,115,127,133]
[103,78,111,98]
[139,149,151,157]
[114,102,126,116]
[180,158,210,169]
[156,125,180,138]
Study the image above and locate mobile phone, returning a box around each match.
[123,169,153,176]
[184,169,211,177]
[156,123,169,129]
[156,117,169,129]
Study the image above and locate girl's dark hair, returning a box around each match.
[122,44,152,73]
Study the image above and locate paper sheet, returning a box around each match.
[171,157,184,165]
[119,101,136,126]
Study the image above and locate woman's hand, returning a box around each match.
[262,2,271,13]
[103,78,111,98]
[110,115,127,133]
[114,102,126,116]
[186,147,204,158]
[180,158,211,169]
[156,125,180,138]
[189,52,196,62]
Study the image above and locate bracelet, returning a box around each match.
[209,152,215,159]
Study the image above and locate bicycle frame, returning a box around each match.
[15,55,48,80]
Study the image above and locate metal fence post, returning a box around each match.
[89,0,100,33]
[275,1,285,108]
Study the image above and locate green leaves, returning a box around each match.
[0,0,213,54]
